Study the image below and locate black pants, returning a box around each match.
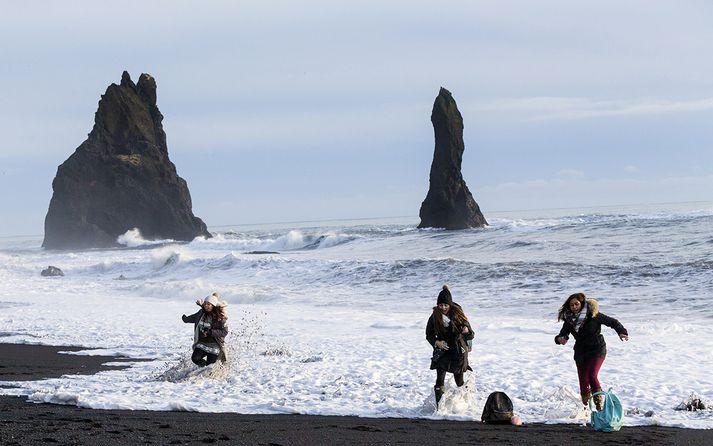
[436,369,464,388]
[191,348,218,367]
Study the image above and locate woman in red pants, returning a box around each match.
[555,292,629,409]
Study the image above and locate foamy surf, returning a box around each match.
[1,204,712,427]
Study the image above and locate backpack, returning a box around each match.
[481,391,514,423]
[589,390,624,432]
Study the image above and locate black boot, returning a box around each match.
[434,386,444,409]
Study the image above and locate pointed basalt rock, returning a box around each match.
[418,87,487,229]
[42,71,211,249]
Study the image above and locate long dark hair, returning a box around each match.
[432,303,469,338]
[213,305,227,321]
[557,292,585,321]
[204,303,228,321]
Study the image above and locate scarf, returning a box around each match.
[194,313,212,341]
[566,302,588,333]
[194,313,221,355]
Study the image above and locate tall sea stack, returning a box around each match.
[43,71,211,249]
[418,87,487,229]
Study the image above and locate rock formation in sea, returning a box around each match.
[40,266,64,277]
[418,87,487,229]
[43,71,211,249]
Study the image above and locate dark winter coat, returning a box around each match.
[555,299,628,363]
[182,309,228,361]
[425,305,474,374]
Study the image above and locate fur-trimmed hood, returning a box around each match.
[586,298,599,318]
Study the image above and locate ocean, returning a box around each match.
[1,202,711,427]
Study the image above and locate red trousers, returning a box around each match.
[576,355,605,399]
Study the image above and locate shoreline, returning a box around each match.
[0,343,139,382]
[0,343,710,445]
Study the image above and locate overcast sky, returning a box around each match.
[2,1,712,236]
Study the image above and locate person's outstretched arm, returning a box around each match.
[182,310,201,324]
[598,313,629,341]
[555,322,571,345]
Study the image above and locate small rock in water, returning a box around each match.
[41,266,64,277]
[645,410,655,417]
[675,393,707,411]
[164,253,180,266]
[261,346,291,357]
[626,407,641,415]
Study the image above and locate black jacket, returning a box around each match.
[182,309,228,360]
[555,299,627,362]
[426,306,474,374]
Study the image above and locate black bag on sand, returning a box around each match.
[481,391,514,423]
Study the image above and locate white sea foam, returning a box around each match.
[116,228,175,247]
[189,229,360,253]
[1,204,712,427]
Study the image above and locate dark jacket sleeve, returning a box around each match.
[597,313,628,336]
[462,320,475,342]
[555,321,571,343]
[182,310,201,324]
[210,319,228,339]
[425,315,436,347]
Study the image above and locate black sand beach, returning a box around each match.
[0,344,709,445]
[0,344,138,381]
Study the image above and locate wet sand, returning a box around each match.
[0,343,139,381]
[0,343,709,445]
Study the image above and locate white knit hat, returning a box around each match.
[204,292,226,307]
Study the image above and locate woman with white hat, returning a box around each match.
[182,292,228,366]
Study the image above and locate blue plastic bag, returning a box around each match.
[589,389,624,432]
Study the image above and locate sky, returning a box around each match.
[1,1,713,236]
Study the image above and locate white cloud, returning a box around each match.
[165,102,430,153]
[478,174,713,212]
[556,169,585,179]
[624,165,640,173]
[476,97,713,121]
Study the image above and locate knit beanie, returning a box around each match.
[204,292,226,307]
[437,285,452,305]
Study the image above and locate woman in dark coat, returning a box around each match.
[555,292,629,409]
[425,285,474,408]
[182,292,229,366]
